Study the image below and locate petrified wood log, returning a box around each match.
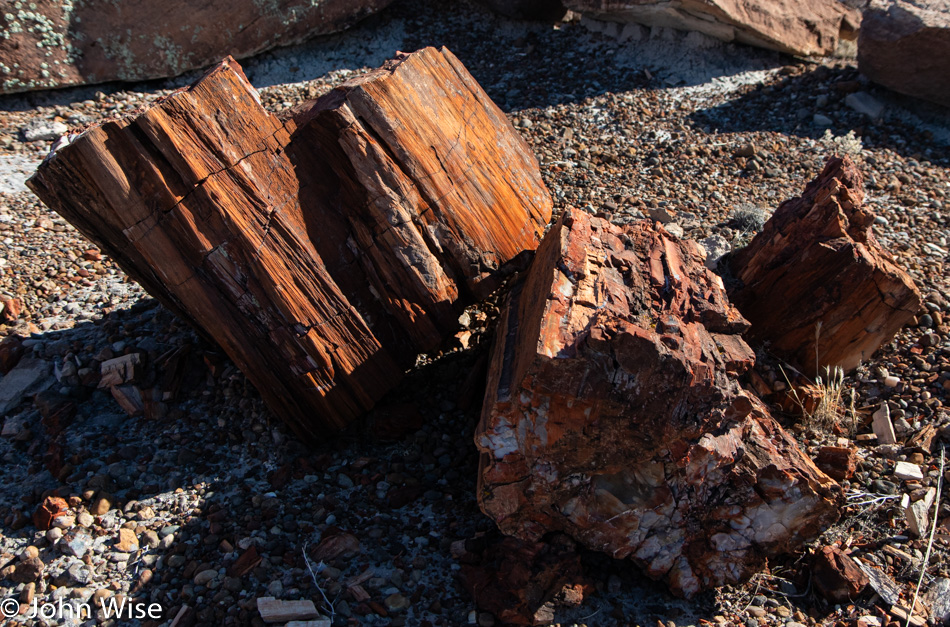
[475,209,840,598]
[728,156,921,377]
[564,0,860,58]
[0,0,394,94]
[858,0,950,108]
[27,48,551,442]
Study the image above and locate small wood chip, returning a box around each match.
[256,597,319,623]
[894,460,924,481]
[905,487,937,537]
[349,584,370,602]
[872,404,897,445]
[889,604,926,627]
[882,544,916,563]
[856,559,901,606]
[345,567,374,588]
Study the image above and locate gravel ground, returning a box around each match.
[0,1,948,626]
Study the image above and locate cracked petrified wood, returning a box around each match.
[27,48,552,442]
[728,155,921,377]
[475,209,840,598]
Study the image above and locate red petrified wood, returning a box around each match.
[27,48,551,443]
[728,155,921,377]
[475,209,840,598]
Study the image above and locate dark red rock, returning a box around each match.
[728,156,921,377]
[33,496,68,531]
[813,545,869,602]
[0,335,25,374]
[228,546,262,578]
[458,533,582,626]
[815,446,858,482]
[311,532,361,563]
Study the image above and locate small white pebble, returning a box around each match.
[894,461,923,481]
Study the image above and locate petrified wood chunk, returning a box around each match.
[812,545,869,603]
[564,0,860,58]
[456,533,582,626]
[27,48,551,442]
[475,209,839,598]
[728,156,921,377]
[858,0,950,108]
[0,0,394,94]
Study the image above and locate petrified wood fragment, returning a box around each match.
[859,0,950,108]
[0,0,394,94]
[456,533,582,626]
[728,156,921,377]
[812,545,869,603]
[475,209,840,598]
[27,48,551,442]
[564,0,860,58]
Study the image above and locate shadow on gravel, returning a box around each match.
[1,291,721,625]
[689,64,950,162]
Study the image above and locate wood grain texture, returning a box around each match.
[28,48,552,442]
[728,155,921,377]
[475,209,840,598]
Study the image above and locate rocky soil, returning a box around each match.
[0,0,948,626]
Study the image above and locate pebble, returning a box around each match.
[160,525,180,537]
[61,530,93,558]
[894,461,924,481]
[67,562,93,585]
[115,528,139,552]
[194,569,217,586]
[20,119,69,142]
[385,593,410,612]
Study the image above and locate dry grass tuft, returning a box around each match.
[810,366,847,430]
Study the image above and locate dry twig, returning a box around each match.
[905,448,945,627]
[301,541,336,619]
